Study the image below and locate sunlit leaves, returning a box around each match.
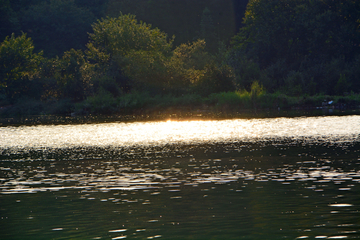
[87,14,183,92]
[0,33,43,99]
[88,14,173,58]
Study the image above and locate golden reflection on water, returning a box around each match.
[1,117,360,240]
[1,115,360,149]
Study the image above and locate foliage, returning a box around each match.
[4,0,243,58]
[87,14,175,92]
[56,49,92,101]
[0,33,43,101]
[2,0,360,117]
[230,0,360,95]
[0,97,44,117]
[88,14,173,58]
[82,90,118,114]
[193,64,235,96]
[226,50,262,91]
[170,39,212,87]
[208,81,265,109]
[118,91,148,109]
[172,39,211,71]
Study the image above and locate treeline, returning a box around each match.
[229,0,360,96]
[1,0,245,57]
[1,0,360,117]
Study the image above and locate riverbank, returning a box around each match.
[1,92,360,126]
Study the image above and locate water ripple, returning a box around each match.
[1,116,360,149]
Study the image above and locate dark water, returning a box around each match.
[1,117,360,239]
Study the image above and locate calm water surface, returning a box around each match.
[1,116,360,239]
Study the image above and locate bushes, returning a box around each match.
[118,91,148,109]
[0,33,43,101]
[3,9,360,118]
[1,97,44,117]
[87,14,176,93]
[207,81,265,109]
[192,64,235,96]
[229,0,360,95]
[80,90,118,114]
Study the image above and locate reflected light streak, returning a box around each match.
[1,115,360,149]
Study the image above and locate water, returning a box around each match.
[1,116,360,239]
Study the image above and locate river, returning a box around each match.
[1,116,360,239]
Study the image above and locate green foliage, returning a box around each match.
[226,51,262,90]
[83,90,118,114]
[172,39,212,71]
[193,64,235,96]
[334,74,350,96]
[5,0,360,117]
[170,39,213,88]
[0,33,43,101]
[207,82,265,109]
[88,14,173,58]
[118,91,148,109]
[231,0,360,95]
[46,98,75,115]
[208,91,245,106]
[56,49,91,101]
[250,81,265,97]
[1,97,44,117]
[87,14,175,92]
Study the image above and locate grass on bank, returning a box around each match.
[2,88,360,119]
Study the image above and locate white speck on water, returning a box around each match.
[328,204,353,207]
[109,229,127,233]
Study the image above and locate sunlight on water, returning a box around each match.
[1,115,360,149]
[1,115,360,239]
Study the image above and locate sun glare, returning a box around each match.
[1,116,360,149]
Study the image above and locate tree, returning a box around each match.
[171,39,212,85]
[0,33,43,101]
[234,0,360,64]
[86,14,175,92]
[88,14,173,59]
[56,49,92,101]
[230,0,360,94]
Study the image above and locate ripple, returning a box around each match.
[328,204,353,207]
[2,116,360,149]
[109,229,127,233]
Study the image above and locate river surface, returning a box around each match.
[1,116,360,239]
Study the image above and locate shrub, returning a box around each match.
[84,90,118,114]
[192,64,235,96]
[0,33,43,101]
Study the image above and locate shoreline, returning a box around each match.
[2,92,360,126]
[1,105,359,127]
